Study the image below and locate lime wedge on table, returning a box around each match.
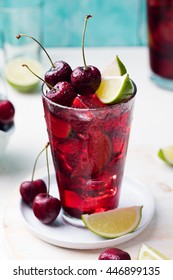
[82,206,143,238]
[96,73,134,104]
[137,244,169,260]
[5,57,42,92]
[158,146,173,166]
[102,55,127,76]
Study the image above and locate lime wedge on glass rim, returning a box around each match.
[137,244,169,260]
[82,205,143,238]
[96,73,134,104]
[158,146,173,166]
[102,55,127,76]
[4,57,42,92]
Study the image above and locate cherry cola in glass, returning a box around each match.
[42,83,136,225]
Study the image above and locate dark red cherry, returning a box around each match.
[45,60,72,88]
[71,15,101,95]
[19,179,47,206]
[32,193,61,224]
[19,143,50,206]
[16,34,72,88]
[98,248,131,260]
[0,100,15,124]
[46,81,77,107]
[71,66,101,95]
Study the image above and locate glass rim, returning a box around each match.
[41,80,137,112]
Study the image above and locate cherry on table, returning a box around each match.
[98,248,131,260]
[0,100,15,124]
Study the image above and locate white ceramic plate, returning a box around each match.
[20,175,155,250]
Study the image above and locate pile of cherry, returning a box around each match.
[19,142,61,225]
[20,39,103,109]
[42,58,104,109]
[17,15,105,109]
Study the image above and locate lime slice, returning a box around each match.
[5,57,42,92]
[96,73,134,104]
[102,55,127,76]
[158,146,173,166]
[137,244,169,260]
[82,205,143,238]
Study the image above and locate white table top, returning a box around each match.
[0,46,173,260]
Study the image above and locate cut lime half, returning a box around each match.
[82,205,143,238]
[137,244,169,260]
[158,146,173,166]
[96,73,134,104]
[102,55,127,76]
[5,57,42,93]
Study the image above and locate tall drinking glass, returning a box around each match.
[42,83,136,226]
[147,0,173,90]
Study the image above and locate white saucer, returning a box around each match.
[20,175,155,250]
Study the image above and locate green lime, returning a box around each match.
[96,73,134,104]
[158,146,173,166]
[5,57,42,93]
[102,55,127,76]
[82,206,143,238]
[137,244,169,260]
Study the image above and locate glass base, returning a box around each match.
[150,72,173,91]
[62,210,86,228]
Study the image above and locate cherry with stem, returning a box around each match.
[71,15,101,95]
[16,34,72,87]
[22,64,77,107]
[19,143,49,206]
[32,141,61,224]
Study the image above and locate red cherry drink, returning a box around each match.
[42,84,136,224]
[147,0,173,88]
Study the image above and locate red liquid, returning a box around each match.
[147,0,173,79]
[42,91,135,219]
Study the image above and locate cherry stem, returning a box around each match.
[22,64,56,91]
[45,143,50,196]
[16,34,55,69]
[82,15,92,70]
[31,142,50,181]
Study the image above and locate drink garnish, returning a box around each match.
[82,205,143,238]
[137,244,169,260]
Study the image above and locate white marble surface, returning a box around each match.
[0,47,173,260]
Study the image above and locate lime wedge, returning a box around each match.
[5,57,42,92]
[158,146,173,166]
[96,73,134,104]
[102,55,127,76]
[137,244,169,260]
[82,205,143,238]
